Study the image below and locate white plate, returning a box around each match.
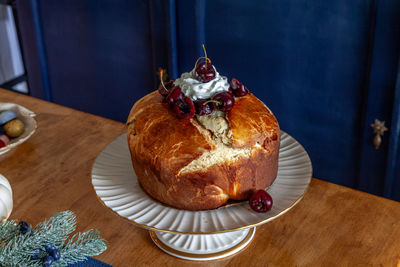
[0,103,37,155]
[92,131,312,234]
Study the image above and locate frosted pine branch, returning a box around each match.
[0,211,107,266]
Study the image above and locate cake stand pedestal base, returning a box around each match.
[149,227,255,261]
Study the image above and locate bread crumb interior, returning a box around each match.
[195,111,232,146]
[180,110,260,174]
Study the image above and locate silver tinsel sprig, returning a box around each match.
[0,211,107,266]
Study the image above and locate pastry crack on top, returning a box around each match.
[127,48,280,211]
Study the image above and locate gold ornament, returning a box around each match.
[3,119,24,138]
[370,119,388,149]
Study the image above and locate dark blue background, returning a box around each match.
[15,0,400,201]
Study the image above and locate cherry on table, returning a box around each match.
[212,92,235,112]
[249,189,273,212]
[195,61,216,83]
[194,99,214,116]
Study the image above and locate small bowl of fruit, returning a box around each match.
[0,103,37,155]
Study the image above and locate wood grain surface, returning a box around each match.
[1,88,400,266]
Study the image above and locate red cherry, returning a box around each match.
[249,190,273,212]
[194,99,214,116]
[230,78,249,97]
[195,61,216,82]
[230,78,241,90]
[212,92,235,112]
[158,80,175,97]
[173,96,195,119]
[166,87,184,107]
[0,139,5,148]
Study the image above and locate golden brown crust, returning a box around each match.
[127,91,163,125]
[127,91,280,210]
[127,99,211,180]
[228,94,280,148]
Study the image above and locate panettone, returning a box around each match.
[126,88,280,211]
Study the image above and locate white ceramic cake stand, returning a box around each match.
[91,132,312,260]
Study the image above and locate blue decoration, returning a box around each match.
[42,255,54,267]
[45,245,61,261]
[52,249,61,261]
[45,244,56,253]
[67,257,112,267]
[0,110,17,125]
[0,211,107,265]
[18,221,30,234]
[31,248,42,260]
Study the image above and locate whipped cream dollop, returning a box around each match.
[173,66,229,101]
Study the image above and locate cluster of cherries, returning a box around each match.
[158,50,249,120]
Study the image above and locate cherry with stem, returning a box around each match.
[158,69,174,97]
[194,44,216,82]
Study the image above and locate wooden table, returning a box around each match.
[1,88,400,266]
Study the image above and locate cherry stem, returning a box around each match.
[202,44,208,70]
[203,99,221,105]
[194,44,211,70]
[194,57,211,70]
[159,69,168,93]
